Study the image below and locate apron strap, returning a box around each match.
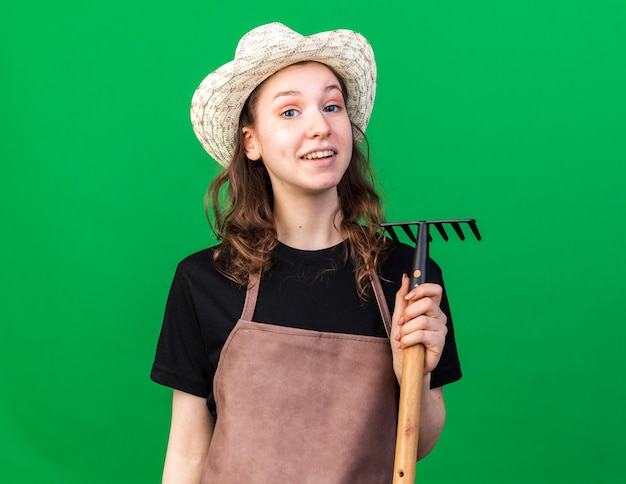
[240,270,393,339]
[370,270,393,338]
[240,272,260,321]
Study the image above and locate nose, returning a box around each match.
[307,110,331,138]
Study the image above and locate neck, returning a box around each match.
[273,191,346,250]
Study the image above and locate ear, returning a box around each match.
[242,126,261,161]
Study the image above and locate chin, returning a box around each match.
[304,177,344,193]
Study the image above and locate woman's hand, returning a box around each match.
[390,274,448,382]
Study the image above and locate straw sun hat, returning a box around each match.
[190,22,376,167]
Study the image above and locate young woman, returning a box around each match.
[151,23,461,483]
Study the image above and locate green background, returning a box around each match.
[2,0,624,482]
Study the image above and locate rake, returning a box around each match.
[381,219,481,484]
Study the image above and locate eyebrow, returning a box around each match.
[272,84,343,101]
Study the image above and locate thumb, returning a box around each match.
[392,273,411,326]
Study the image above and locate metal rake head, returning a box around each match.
[380,218,481,287]
[381,219,481,245]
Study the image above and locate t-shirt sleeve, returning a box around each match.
[428,259,462,389]
[150,266,213,398]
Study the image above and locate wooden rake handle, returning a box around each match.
[392,299,425,483]
[393,220,429,483]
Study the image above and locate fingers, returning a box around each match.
[392,274,411,322]
[390,278,448,380]
[395,315,447,348]
[396,283,445,338]
[403,282,443,306]
[393,282,448,374]
[396,314,447,375]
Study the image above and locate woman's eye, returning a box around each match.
[324,104,341,113]
[281,109,298,118]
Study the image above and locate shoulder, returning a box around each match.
[176,247,214,276]
[174,244,244,293]
[175,244,224,279]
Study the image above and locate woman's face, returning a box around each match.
[242,62,353,200]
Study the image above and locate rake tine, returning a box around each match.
[451,222,465,241]
[385,226,401,245]
[433,223,448,241]
[468,220,482,241]
[400,225,417,244]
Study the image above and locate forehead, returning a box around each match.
[257,62,343,96]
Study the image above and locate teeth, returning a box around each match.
[303,150,334,160]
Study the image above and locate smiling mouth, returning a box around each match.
[302,150,335,160]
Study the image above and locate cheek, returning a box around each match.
[257,123,294,151]
[340,118,354,145]
[344,127,355,154]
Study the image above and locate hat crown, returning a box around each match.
[235,23,303,59]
